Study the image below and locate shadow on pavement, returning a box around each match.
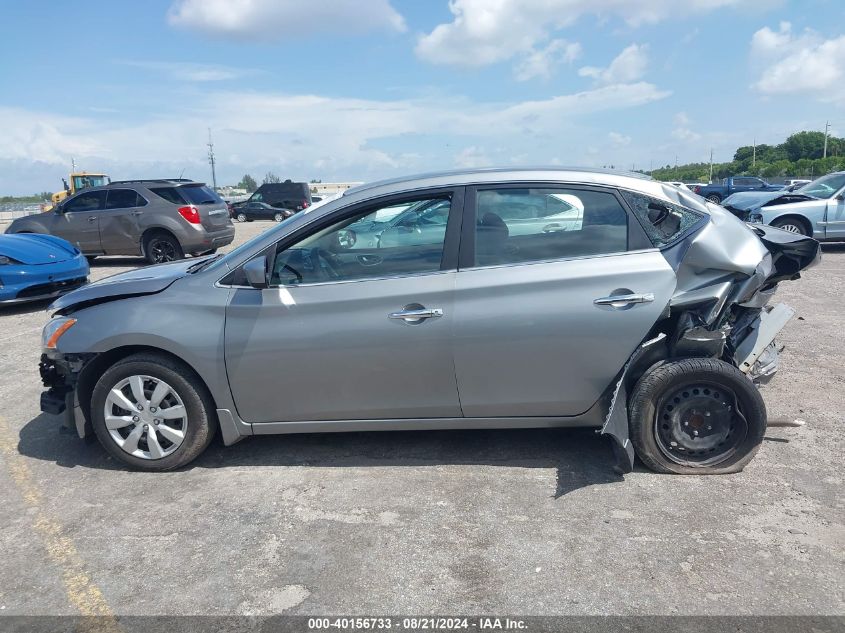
[18,413,624,497]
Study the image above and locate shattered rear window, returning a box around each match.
[621,190,706,248]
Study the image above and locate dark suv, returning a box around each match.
[7,180,235,264]
[233,181,312,213]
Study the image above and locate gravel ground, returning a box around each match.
[0,221,842,617]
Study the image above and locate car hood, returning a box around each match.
[49,258,196,314]
[723,190,815,212]
[0,234,79,265]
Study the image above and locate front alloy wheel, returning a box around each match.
[237,213,247,223]
[90,353,216,470]
[104,375,187,460]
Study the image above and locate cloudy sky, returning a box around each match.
[1,0,842,194]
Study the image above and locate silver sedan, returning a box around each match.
[39,168,819,474]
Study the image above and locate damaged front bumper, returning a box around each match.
[39,353,91,438]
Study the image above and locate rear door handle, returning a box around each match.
[594,293,655,307]
[388,306,444,323]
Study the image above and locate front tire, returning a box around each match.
[90,353,216,471]
[274,212,284,222]
[770,217,809,236]
[236,213,247,223]
[629,358,766,474]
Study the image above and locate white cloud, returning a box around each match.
[514,40,582,81]
[750,23,845,101]
[608,132,631,146]
[0,82,670,192]
[118,61,257,82]
[579,44,649,84]
[672,112,701,142]
[167,0,406,39]
[454,146,491,168]
[416,0,774,68]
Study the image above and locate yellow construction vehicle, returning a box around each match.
[46,172,111,210]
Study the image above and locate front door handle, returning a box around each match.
[388,305,444,324]
[87,216,97,222]
[594,293,655,308]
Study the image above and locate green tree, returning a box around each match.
[263,172,281,184]
[783,131,828,161]
[238,174,258,192]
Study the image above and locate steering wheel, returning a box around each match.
[309,248,342,280]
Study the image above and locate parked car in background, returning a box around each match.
[232,201,294,223]
[723,171,845,238]
[664,181,692,191]
[39,168,818,475]
[692,177,783,204]
[0,234,88,304]
[784,179,811,189]
[232,181,312,213]
[6,179,235,264]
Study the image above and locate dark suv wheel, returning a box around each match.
[629,358,766,474]
[144,232,184,264]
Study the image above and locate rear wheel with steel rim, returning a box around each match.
[629,358,766,474]
[705,194,722,204]
[144,232,183,265]
[90,353,216,470]
[770,217,809,235]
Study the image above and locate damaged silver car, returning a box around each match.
[39,168,819,473]
[722,171,845,239]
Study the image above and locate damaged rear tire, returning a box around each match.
[629,358,766,474]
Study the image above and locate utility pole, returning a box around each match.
[207,128,218,190]
[752,136,756,167]
[708,148,714,183]
[823,120,830,159]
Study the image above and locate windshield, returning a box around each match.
[73,175,109,190]
[797,173,845,199]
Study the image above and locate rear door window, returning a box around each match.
[471,187,628,267]
[105,188,142,210]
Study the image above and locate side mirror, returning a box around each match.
[243,256,269,289]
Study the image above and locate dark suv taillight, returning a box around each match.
[177,205,201,224]
[302,199,310,209]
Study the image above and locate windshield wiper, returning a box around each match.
[187,253,222,273]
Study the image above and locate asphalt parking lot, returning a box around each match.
[0,221,842,617]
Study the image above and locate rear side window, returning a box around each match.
[472,187,627,267]
[179,185,223,205]
[620,190,705,248]
[150,187,185,204]
[105,189,144,210]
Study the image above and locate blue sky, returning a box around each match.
[0,0,843,194]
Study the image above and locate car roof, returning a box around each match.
[340,167,671,205]
[106,179,205,187]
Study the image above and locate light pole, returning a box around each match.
[823,121,830,159]
[708,148,714,183]
[207,128,218,190]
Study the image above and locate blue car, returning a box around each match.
[0,234,89,304]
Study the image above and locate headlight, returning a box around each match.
[0,255,20,265]
[749,213,763,223]
[42,317,77,350]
